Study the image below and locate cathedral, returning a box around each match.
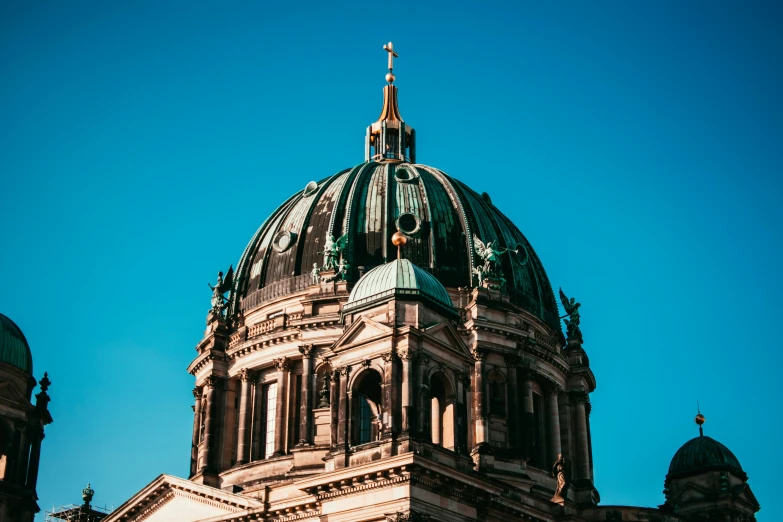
[46,44,759,522]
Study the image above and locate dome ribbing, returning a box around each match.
[0,313,34,374]
[668,435,744,479]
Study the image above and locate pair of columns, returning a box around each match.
[234,348,314,465]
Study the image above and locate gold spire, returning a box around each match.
[364,41,415,163]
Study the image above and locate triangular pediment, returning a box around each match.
[733,483,760,508]
[104,475,262,522]
[421,322,470,357]
[668,481,713,504]
[332,316,393,352]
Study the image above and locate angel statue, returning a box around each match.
[473,235,519,280]
[319,233,349,271]
[207,265,234,317]
[559,288,582,341]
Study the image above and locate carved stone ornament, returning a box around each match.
[299,344,314,358]
[338,366,351,376]
[471,348,488,361]
[381,351,397,364]
[399,348,417,361]
[361,359,372,369]
[192,387,201,400]
[204,376,219,388]
[237,368,252,382]
[274,357,291,371]
[386,510,430,522]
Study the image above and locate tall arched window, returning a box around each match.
[430,372,455,450]
[351,370,382,446]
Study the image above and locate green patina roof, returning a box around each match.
[668,435,744,478]
[0,313,34,375]
[344,259,454,313]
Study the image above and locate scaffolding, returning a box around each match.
[45,503,111,522]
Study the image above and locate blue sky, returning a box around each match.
[1,1,781,519]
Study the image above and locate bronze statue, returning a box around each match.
[472,235,527,288]
[336,258,351,281]
[559,288,582,341]
[319,233,349,271]
[207,266,234,316]
[550,453,571,504]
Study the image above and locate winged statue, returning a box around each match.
[473,235,520,279]
[559,288,582,341]
[320,233,349,271]
[208,265,234,314]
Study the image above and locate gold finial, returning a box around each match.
[695,401,705,436]
[391,231,407,259]
[383,42,398,83]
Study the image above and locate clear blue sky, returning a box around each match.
[2,1,781,519]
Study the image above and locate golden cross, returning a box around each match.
[383,42,398,71]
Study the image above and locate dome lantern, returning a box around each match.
[365,42,416,163]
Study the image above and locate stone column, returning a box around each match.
[329,370,339,447]
[455,372,468,454]
[400,348,416,434]
[520,371,535,458]
[572,392,591,480]
[381,351,398,438]
[336,366,351,448]
[24,426,44,489]
[190,387,203,475]
[298,345,314,445]
[504,356,520,454]
[417,354,431,441]
[472,348,488,445]
[200,376,218,472]
[272,358,290,457]
[548,388,562,465]
[236,370,253,464]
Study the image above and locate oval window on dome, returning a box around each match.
[272,230,297,253]
[302,181,319,197]
[396,213,421,236]
[394,168,418,183]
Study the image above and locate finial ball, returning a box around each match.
[392,231,407,246]
[386,73,395,83]
[695,413,705,426]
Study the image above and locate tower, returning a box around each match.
[0,313,53,522]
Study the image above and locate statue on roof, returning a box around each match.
[473,235,526,288]
[207,266,234,319]
[320,233,349,271]
[559,288,582,342]
[310,263,321,285]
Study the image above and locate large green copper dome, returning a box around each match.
[668,435,745,479]
[232,162,560,331]
[0,313,34,375]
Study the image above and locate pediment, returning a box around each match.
[332,316,393,352]
[104,475,261,522]
[733,483,760,508]
[668,481,713,504]
[421,322,470,357]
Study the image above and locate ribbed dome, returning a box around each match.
[232,162,559,331]
[668,435,744,478]
[0,313,33,374]
[344,259,454,313]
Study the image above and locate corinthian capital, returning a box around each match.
[274,357,291,371]
[471,348,488,361]
[399,348,417,361]
[299,344,314,358]
[237,368,252,382]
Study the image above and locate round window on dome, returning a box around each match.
[396,213,421,236]
[302,181,319,197]
[272,230,297,253]
[394,168,418,183]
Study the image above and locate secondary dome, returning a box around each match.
[668,435,744,479]
[229,53,560,332]
[344,259,454,313]
[0,313,33,374]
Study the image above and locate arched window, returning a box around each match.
[430,372,455,450]
[351,370,382,446]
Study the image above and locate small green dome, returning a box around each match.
[344,259,454,313]
[668,435,744,479]
[0,314,34,375]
